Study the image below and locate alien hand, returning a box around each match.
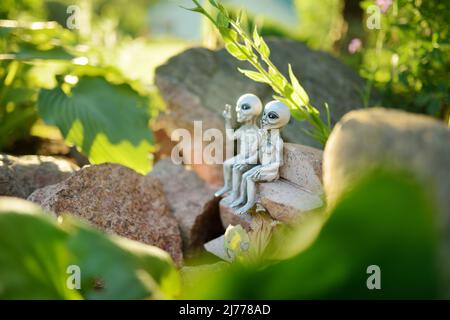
[223,104,232,120]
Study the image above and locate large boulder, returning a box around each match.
[0,154,78,199]
[149,158,223,253]
[323,108,450,214]
[220,143,324,229]
[155,38,377,184]
[28,163,183,266]
[323,108,450,288]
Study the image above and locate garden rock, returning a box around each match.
[149,158,223,253]
[28,163,183,266]
[323,107,450,286]
[155,37,377,184]
[0,154,78,199]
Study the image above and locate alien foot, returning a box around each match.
[230,197,245,208]
[236,202,254,215]
[214,186,231,197]
[221,193,237,205]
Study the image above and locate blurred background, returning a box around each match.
[1,0,450,300]
[1,0,448,168]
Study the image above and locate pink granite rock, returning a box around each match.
[149,158,223,252]
[219,198,253,231]
[28,163,183,266]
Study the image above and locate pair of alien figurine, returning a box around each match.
[215,93,291,215]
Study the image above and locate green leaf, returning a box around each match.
[183,170,443,299]
[253,26,261,47]
[37,76,153,174]
[13,42,74,61]
[63,216,180,299]
[259,37,271,58]
[0,198,81,299]
[216,12,229,28]
[288,64,309,106]
[219,27,237,43]
[225,43,248,61]
[238,68,267,83]
[0,198,180,299]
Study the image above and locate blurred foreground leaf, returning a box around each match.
[0,197,180,299]
[37,76,154,174]
[183,170,443,299]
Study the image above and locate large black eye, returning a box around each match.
[241,103,251,110]
[268,111,279,120]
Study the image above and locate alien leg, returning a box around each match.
[222,164,251,205]
[236,172,258,214]
[215,157,235,197]
[230,165,260,208]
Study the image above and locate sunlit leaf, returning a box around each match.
[259,37,271,58]
[288,64,309,106]
[225,43,248,61]
[238,68,267,83]
[37,76,153,174]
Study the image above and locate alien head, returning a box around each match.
[261,100,291,130]
[235,93,262,123]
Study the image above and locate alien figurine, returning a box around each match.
[215,93,262,200]
[230,100,291,214]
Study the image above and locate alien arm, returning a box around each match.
[225,120,241,141]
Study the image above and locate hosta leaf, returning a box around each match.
[288,64,309,106]
[37,76,153,174]
[62,216,180,299]
[0,198,80,299]
[0,198,180,299]
[238,68,267,83]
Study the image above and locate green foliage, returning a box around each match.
[0,198,180,299]
[182,170,443,299]
[0,17,154,173]
[295,0,345,51]
[188,0,331,146]
[359,0,450,121]
[38,76,153,174]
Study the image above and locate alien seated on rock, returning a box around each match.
[215,93,262,202]
[230,100,291,215]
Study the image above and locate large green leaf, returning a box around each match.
[0,198,80,299]
[37,76,153,174]
[62,217,180,300]
[0,197,180,299]
[182,170,443,299]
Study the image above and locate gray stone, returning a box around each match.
[0,154,78,199]
[155,38,378,183]
[280,143,323,195]
[323,107,450,291]
[258,180,323,223]
[149,158,223,253]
